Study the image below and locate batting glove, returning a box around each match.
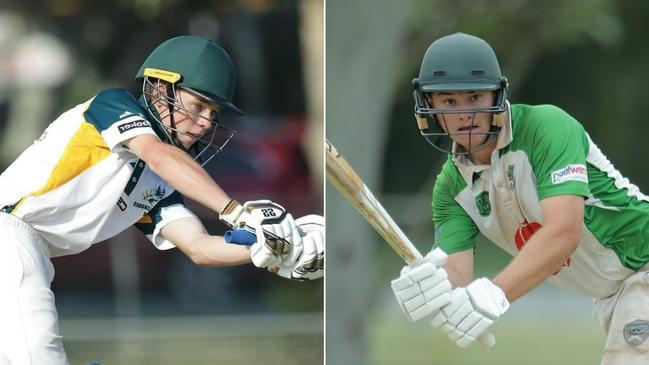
[253,215,324,281]
[220,199,291,255]
[250,211,300,269]
[431,278,508,348]
[390,248,452,322]
[220,199,302,268]
[284,215,324,280]
[219,199,287,232]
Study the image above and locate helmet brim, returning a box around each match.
[419,82,501,93]
[184,87,243,115]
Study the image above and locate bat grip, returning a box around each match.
[224,229,257,245]
[455,331,496,349]
[479,332,496,348]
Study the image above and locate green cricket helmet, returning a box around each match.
[136,36,241,165]
[136,35,242,115]
[412,32,508,154]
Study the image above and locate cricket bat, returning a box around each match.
[325,138,496,348]
[325,139,422,264]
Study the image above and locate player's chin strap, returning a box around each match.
[491,109,507,128]
[472,107,507,155]
[448,113,501,156]
[467,108,507,154]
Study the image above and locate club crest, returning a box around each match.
[475,191,491,217]
[142,186,166,205]
[624,319,649,347]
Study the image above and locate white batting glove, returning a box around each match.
[250,211,302,269]
[431,278,508,348]
[220,199,291,254]
[254,215,324,281]
[390,248,452,322]
[220,199,303,270]
[281,215,324,280]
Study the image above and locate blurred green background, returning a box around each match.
[0,0,323,364]
[326,0,645,364]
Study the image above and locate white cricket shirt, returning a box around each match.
[0,89,197,257]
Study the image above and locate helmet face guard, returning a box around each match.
[412,82,508,155]
[141,77,236,166]
[135,36,243,165]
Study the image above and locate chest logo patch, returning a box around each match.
[624,320,649,347]
[475,191,491,216]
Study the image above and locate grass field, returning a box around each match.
[369,285,604,365]
[60,313,323,365]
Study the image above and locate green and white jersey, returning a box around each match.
[0,89,197,257]
[432,102,649,299]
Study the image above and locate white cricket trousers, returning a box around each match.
[0,213,69,365]
[595,267,649,365]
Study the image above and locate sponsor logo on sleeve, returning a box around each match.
[550,164,587,184]
[117,119,152,134]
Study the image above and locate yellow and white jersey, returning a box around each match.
[0,88,197,257]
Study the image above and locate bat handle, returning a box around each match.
[224,229,257,245]
[455,331,496,349]
[479,332,496,348]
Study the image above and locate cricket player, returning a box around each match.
[0,36,324,365]
[390,32,649,365]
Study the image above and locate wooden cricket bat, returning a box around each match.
[325,139,423,264]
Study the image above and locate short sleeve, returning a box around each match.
[84,89,160,151]
[135,191,198,250]
[432,160,479,254]
[523,105,590,200]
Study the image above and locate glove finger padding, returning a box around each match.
[288,227,324,280]
[261,213,300,258]
[250,224,283,270]
[391,248,452,322]
[430,278,508,349]
[294,214,325,231]
[252,214,324,281]
[392,248,448,291]
[418,247,448,268]
[295,217,324,271]
[250,213,301,270]
[301,229,324,271]
[278,214,325,280]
